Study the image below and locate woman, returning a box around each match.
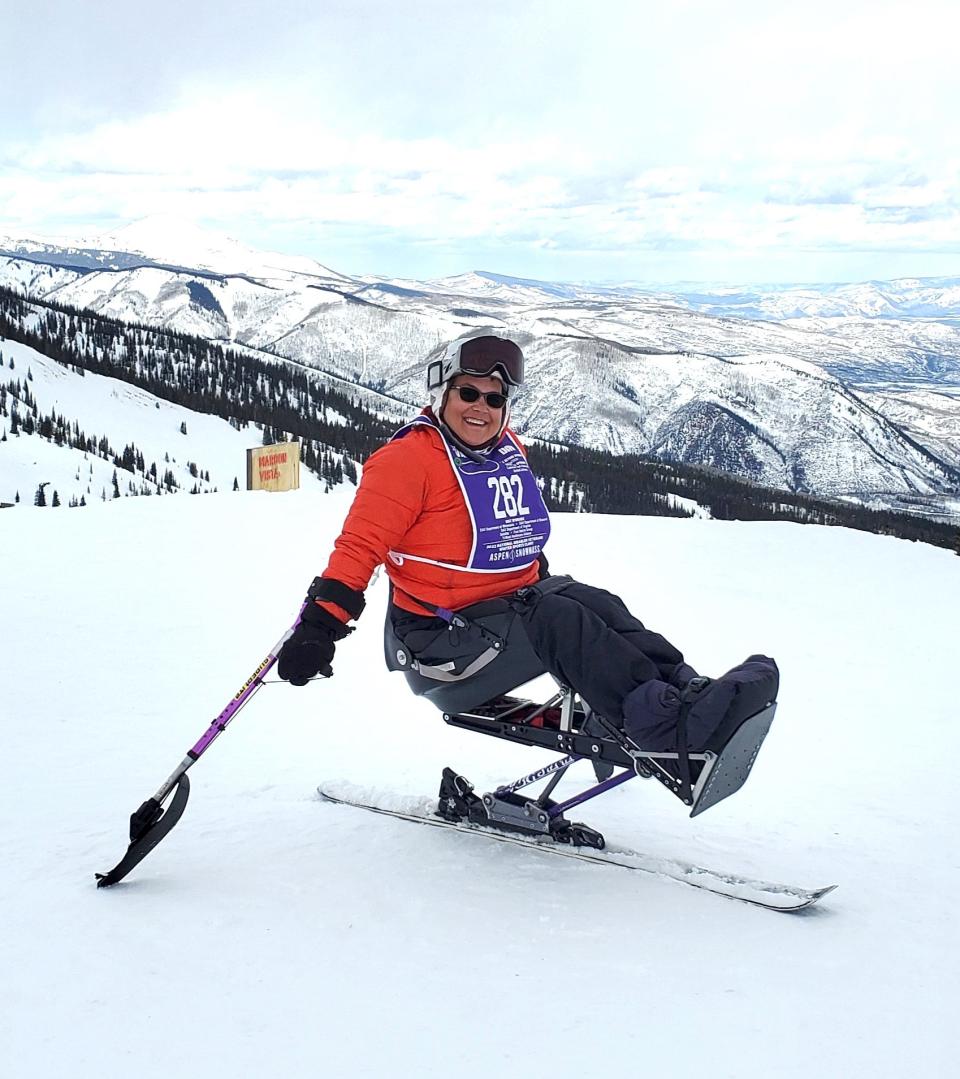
[277,333,777,751]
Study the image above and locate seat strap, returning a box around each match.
[510,574,575,606]
[414,646,504,682]
[396,574,574,627]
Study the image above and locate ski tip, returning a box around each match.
[781,883,838,911]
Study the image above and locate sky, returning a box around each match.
[2,0,960,285]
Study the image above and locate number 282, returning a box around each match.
[488,475,530,519]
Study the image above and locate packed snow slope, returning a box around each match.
[1,494,957,1078]
[0,338,329,507]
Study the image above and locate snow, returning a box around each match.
[0,339,324,506]
[724,349,834,380]
[2,493,957,1077]
[666,492,708,518]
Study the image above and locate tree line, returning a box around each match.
[1,284,957,553]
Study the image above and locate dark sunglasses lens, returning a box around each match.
[458,338,524,385]
[456,386,506,408]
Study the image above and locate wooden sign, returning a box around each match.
[246,441,300,492]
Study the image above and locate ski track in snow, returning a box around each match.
[1,495,957,1077]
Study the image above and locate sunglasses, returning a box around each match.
[453,385,507,409]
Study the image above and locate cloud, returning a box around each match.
[3,0,960,281]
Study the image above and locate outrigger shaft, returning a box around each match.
[95,620,300,887]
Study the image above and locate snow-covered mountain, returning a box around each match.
[2,221,960,517]
[670,277,960,321]
[3,493,956,1077]
[0,215,350,286]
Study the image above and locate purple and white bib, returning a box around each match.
[388,417,551,574]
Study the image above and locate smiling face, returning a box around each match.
[441,374,507,447]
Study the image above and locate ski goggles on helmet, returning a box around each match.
[426,335,525,395]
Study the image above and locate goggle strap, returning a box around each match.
[426,359,446,390]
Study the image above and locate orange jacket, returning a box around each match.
[320,419,542,621]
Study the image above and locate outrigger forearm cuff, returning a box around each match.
[306,576,366,621]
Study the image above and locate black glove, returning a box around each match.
[277,603,350,685]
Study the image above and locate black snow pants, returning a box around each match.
[512,580,687,721]
[391,577,688,723]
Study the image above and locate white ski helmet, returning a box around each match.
[426,334,525,416]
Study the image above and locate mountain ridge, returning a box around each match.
[3,285,958,552]
[2,222,959,520]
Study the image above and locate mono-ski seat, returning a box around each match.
[383,593,777,818]
[383,595,547,715]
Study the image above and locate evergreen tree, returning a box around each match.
[112,469,120,498]
[180,420,188,435]
[2,283,958,552]
[233,477,239,491]
[34,483,47,507]
[52,490,60,506]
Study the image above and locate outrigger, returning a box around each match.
[98,582,779,887]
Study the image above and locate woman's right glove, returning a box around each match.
[277,603,351,685]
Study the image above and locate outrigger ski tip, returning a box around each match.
[96,774,191,887]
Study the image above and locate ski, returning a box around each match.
[317,785,837,912]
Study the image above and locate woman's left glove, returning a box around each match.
[277,603,351,685]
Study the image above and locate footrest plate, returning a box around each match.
[690,703,776,817]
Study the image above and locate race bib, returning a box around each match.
[390,417,551,573]
[452,437,551,570]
